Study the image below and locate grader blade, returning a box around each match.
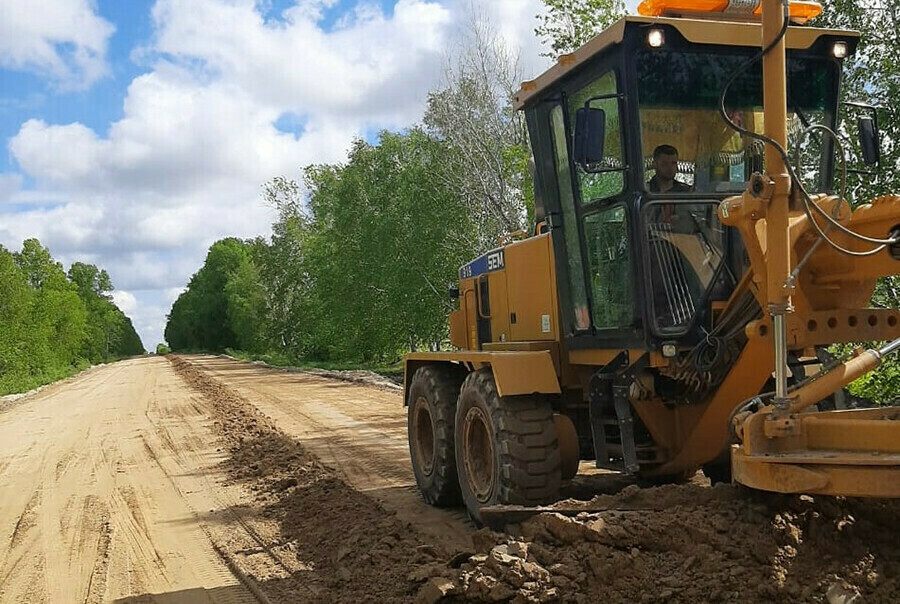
[732,407,900,498]
[733,338,900,498]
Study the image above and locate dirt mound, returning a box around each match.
[171,356,900,603]
[442,483,899,603]
[170,356,453,603]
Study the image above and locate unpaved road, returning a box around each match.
[0,355,471,604]
[3,355,899,604]
[0,357,260,604]
[189,355,473,550]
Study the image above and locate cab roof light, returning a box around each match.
[832,41,848,58]
[637,0,823,24]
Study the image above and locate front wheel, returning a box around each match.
[455,369,561,524]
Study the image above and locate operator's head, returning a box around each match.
[652,144,679,182]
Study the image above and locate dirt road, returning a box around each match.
[3,354,899,604]
[0,357,261,604]
[187,355,473,550]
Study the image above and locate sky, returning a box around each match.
[0,0,641,350]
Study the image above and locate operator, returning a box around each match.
[647,144,691,193]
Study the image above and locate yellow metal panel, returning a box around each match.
[489,353,561,396]
[732,448,900,498]
[405,351,561,397]
[506,235,556,342]
[449,309,466,349]
[461,279,478,350]
[785,309,900,348]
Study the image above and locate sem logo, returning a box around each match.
[487,250,504,271]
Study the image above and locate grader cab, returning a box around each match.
[405,0,900,523]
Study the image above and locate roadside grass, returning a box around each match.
[0,359,91,397]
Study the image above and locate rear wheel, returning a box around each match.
[455,369,561,523]
[408,365,464,506]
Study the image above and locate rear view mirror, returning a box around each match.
[574,107,606,166]
[840,101,881,176]
[858,116,880,166]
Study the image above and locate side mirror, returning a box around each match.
[841,101,881,174]
[574,107,606,166]
[858,116,880,166]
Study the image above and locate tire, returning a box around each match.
[455,368,561,524]
[408,365,465,506]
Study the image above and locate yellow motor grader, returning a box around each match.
[404,0,900,523]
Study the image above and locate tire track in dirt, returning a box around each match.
[8,488,40,549]
[187,355,474,551]
[169,355,466,604]
[0,357,265,604]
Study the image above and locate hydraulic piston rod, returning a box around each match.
[761,0,795,410]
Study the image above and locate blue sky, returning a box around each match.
[0,0,638,348]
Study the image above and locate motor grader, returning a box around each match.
[404,0,900,523]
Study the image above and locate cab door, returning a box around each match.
[532,63,644,349]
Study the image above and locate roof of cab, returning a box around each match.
[512,15,859,111]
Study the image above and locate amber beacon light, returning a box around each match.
[637,0,823,24]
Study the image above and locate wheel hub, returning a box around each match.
[463,406,494,502]
[413,396,435,476]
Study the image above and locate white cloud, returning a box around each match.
[0,0,552,349]
[0,0,114,89]
[149,0,451,126]
[0,173,23,203]
[111,290,137,315]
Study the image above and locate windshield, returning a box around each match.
[642,201,730,333]
[636,49,836,195]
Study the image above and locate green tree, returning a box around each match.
[0,245,34,392]
[67,261,143,361]
[0,240,142,394]
[224,246,267,353]
[165,238,255,352]
[247,129,474,363]
[15,240,87,373]
[816,1,900,403]
[298,129,472,361]
[424,13,533,252]
[535,0,625,59]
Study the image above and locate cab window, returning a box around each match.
[636,49,835,194]
[567,71,625,204]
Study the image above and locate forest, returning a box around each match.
[0,239,144,395]
[163,0,900,403]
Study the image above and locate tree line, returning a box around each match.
[164,2,900,401]
[0,239,144,395]
[164,12,540,364]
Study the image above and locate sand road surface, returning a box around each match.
[3,355,899,604]
[0,358,260,604]
[187,355,473,550]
